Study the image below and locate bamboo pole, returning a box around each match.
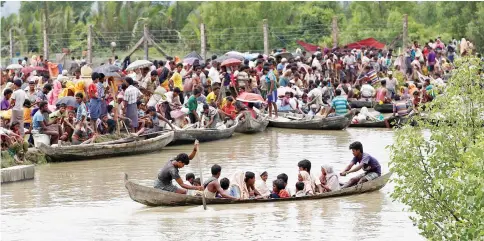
[9,29,14,61]
[42,1,49,60]
[195,140,207,210]
[332,16,338,48]
[403,14,408,49]
[144,24,149,60]
[87,25,93,65]
[263,19,269,56]
[110,81,121,136]
[200,23,206,62]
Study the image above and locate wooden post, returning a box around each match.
[403,14,408,49]
[144,24,149,60]
[9,29,14,60]
[42,1,49,60]
[87,25,93,65]
[332,16,338,48]
[200,23,206,62]
[263,19,269,56]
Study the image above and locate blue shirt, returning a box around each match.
[351,153,381,176]
[32,111,44,130]
[76,102,87,122]
[265,71,276,91]
[331,96,349,116]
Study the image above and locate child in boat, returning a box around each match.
[184,173,195,186]
[191,178,203,197]
[269,179,289,199]
[276,173,291,196]
[216,177,230,198]
[294,182,306,197]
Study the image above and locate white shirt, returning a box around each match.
[208,67,220,84]
[362,56,371,65]
[361,84,376,98]
[344,55,356,67]
[311,58,322,72]
[11,89,27,111]
[386,77,397,90]
[308,88,323,106]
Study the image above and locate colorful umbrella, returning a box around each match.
[183,57,199,65]
[93,64,121,75]
[236,92,264,103]
[6,64,23,70]
[22,66,48,75]
[125,60,153,71]
[221,58,242,67]
[277,86,295,97]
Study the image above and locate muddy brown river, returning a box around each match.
[1,128,425,241]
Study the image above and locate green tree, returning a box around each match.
[389,57,484,240]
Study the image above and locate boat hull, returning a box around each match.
[39,131,174,162]
[171,120,238,144]
[374,104,393,113]
[124,172,392,207]
[268,112,353,130]
[235,112,269,134]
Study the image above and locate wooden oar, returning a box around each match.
[195,139,207,210]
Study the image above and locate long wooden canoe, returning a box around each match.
[349,99,375,108]
[39,131,174,162]
[171,119,238,144]
[124,172,392,207]
[268,112,353,130]
[235,112,269,134]
[373,103,393,113]
[350,115,413,128]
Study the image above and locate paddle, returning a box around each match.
[195,139,207,210]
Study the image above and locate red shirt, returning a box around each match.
[222,104,236,120]
[88,83,98,99]
[279,189,290,198]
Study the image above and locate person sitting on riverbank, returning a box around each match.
[32,101,61,145]
[340,141,382,188]
[269,179,289,199]
[294,182,306,197]
[154,141,203,194]
[204,164,237,199]
[229,171,262,199]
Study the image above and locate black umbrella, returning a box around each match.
[274,52,294,59]
[56,96,78,108]
[184,51,203,60]
[93,65,121,75]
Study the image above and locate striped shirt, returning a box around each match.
[124,85,142,105]
[97,82,105,99]
[331,96,349,116]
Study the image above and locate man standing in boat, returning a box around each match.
[154,141,204,194]
[340,141,381,188]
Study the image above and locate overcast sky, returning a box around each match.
[1,1,21,17]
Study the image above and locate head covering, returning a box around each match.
[62,70,68,76]
[74,80,86,97]
[460,38,468,55]
[281,58,287,63]
[299,171,315,195]
[48,80,63,106]
[387,71,393,75]
[321,164,337,182]
[255,171,270,198]
[230,171,250,200]
[59,81,75,98]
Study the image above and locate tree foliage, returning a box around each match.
[1,1,483,57]
[389,57,484,240]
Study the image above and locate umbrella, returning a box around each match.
[56,96,79,108]
[22,66,48,75]
[220,58,242,67]
[125,60,153,71]
[236,92,264,103]
[104,72,122,78]
[7,64,23,70]
[93,65,121,75]
[225,51,244,58]
[226,54,245,61]
[183,57,199,65]
[277,86,295,97]
[184,51,203,60]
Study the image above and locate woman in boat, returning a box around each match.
[297,171,315,195]
[203,164,237,200]
[229,171,262,200]
[320,165,340,192]
[154,141,203,194]
[255,171,270,198]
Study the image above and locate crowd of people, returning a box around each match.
[154,141,381,199]
[0,36,480,163]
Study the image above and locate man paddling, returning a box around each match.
[154,141,203,194]
[340,141,381,188]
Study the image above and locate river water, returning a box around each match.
[1,128,425,241]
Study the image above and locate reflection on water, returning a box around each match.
[1,128,424,241]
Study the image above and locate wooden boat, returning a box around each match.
[349,99,374,108]
[171,119,238,144]
[124,172,392,207]
[350,113,413,128]
[234,112,269,134]
[268,112,353,130]
[373,103,393,113]
[38,131,174,162]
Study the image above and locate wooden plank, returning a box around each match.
[125,36,145,58]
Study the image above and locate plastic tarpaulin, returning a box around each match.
[345,38,385,49]
[296,40,321,52]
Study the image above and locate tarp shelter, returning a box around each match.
[184,51,203,60]
[296,40,321,53]
[345,38,386,49]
